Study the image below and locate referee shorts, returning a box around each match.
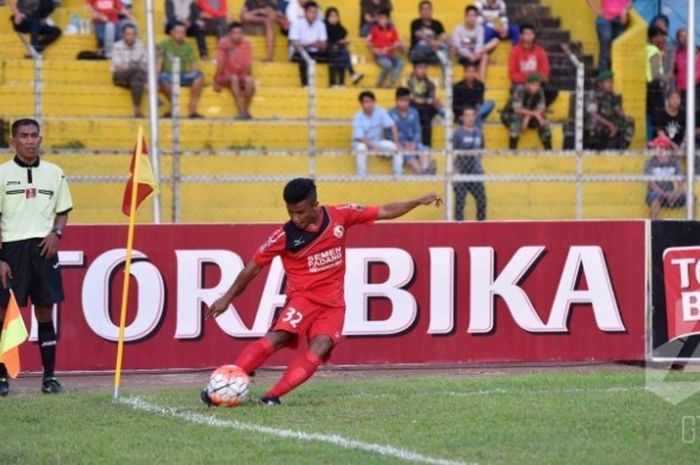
[0,238,64,308]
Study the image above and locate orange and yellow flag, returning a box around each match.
[121,136,157,216]
[0,292,28,378]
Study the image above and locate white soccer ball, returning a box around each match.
[206,365,250,407]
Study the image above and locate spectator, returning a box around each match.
[198,0,228,39]
[647,25,670,140]
[388,87,433,175]
[87,0,134,58]
[9,0,62,55]
[654,89,685,152]
[453,107,486,221]
[586,0,630,71]
[214,22,255,119]
[112,24,147,118]
[289,1,327,87]
[352,90,402,177]
[367,9,405,88]
[675,28,700,106]
[475,0,519,48]
[157,21,205,118]
[584,70,634,150]
[405,60,443,147]
[325,7,363,87]
[409,1,448,65]
[286,0,316,24]
[651,14,676,85]
[165,0,208,59]
[451,5,495,81]
[508,23,557,106]
[241,0,289,62]
[360,0,391,38]
[452,62,495,126]
[645,137,685,219]
[501,72,552,150]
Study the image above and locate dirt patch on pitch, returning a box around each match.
[5,362,647,396]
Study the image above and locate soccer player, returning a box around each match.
[0,119,73,396]
[203,178,441,405]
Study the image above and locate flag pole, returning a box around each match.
[113,126,144,400]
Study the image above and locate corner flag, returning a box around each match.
[121,131,157,216]
[0,291,28,379]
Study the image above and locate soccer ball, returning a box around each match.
[205,365,250,407]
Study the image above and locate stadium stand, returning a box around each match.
[0,0,672,223]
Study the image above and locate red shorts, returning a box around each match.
[214,73,253,89]
[271,296,344,346]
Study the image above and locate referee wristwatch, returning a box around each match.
[51,227,63,239]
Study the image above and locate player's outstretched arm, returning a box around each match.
[376,193,443,220]
[205,260,263,319]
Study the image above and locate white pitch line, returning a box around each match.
[118,396,474,465]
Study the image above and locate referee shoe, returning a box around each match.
[41,377,63,394]
[0,378,8,397]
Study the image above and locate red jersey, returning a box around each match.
[508,43,550,84]
[253,204,379,307]
[368,25,400,56]
[88,0,123,23]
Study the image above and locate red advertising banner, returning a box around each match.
[17,221,646,372]
[662,247,700,342]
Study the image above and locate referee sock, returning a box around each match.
[0,322,7,378]
[264,350,323,399]
[38,322,57,379]
[234,337,275,375]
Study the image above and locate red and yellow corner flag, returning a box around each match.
[0,292,28,378]
[121,129,157,216]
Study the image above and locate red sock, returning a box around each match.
[265,351,323,399]
[234,337,275,375]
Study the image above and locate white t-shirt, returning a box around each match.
[289,17,327,51]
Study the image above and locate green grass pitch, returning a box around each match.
[1,370,700,465]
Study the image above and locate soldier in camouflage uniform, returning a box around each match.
[501,72,552,150]
[584,70,635,150]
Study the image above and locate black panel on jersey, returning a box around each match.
[284,207,330,252]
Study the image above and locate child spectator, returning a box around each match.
[9,0,62,55]
[389,87,433,175]
[241,0,289,62]
[645,136,685,219]
[87,0,134,58]
[501,72,552,150]
[408,0,448,65]
[111,24,147,118]
[675,28,700,107]
[157,21,205,118]
[198,0,228,39]
[289,1,327,87]
[325,7,363,87]
[451,5,495,81]
[653,89,685,152]
[452,62,495,126]
[475,0,519,48]
[584,69,634,150]
[508,23,557,106]
[453,106,487,221]
[405,60,443,147]
[367,9,405,88]
[585,0,630,71]
[214,22,255,120]
[352,90,402,177]
[360,0,391,37]
[165,0,208,59]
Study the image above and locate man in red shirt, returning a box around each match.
[87,0,134,58]
[214,22,255,120]
[203,178,441,405]
[507,23,558,106]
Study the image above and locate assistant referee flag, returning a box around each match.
[121,137,157,216]
[0,292,28,378]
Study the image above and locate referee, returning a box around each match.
[0,119,73,396]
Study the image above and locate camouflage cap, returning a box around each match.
[596,70,614,81]
[526,72,541,83]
